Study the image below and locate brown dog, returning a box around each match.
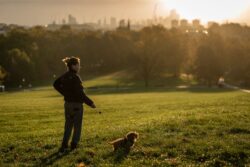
[109,132,139,153]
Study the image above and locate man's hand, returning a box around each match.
[90,103,96,108]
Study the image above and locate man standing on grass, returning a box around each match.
[53,56,96,152]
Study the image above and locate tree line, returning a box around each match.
[0,23,250,87]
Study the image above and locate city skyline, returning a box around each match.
[0,0,250,26]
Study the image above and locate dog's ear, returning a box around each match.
[126,132,138,141]
[135,132,139,139]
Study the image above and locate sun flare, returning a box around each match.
[159,0,250,23]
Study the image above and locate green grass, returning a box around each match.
[0,85,250,166]
[83,71,196,88]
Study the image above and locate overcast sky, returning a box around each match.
[0,0,250,26]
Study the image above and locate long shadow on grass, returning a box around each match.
[38,150,72,166]
[103,149,130,164]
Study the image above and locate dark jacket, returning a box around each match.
[53,70,94,106]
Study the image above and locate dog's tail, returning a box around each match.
[108,141,115,145]
[108,137,124,145]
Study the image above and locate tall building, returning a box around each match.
[171,19,179,28]
[119,19,126,28]
[169,9,180,20]
[97,19,102,27]
[62,19,66,25]
[180,19,188,27]
[68,14,77,25]
[180,19,189,31]
[110,17,117,28]
[192,19,200,29]
[207,21,218,28]
[103,17,107,26]
[127,19,130,30]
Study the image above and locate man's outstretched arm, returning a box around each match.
[82,91,96,107]
[74,75,96,108]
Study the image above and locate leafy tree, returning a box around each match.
[4,48,34,86]
[194,45,223,86]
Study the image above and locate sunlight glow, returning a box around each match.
[159,0,250,23]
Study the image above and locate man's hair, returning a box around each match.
[62,56,80,68]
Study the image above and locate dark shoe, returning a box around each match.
[59,143,68,153]
[70,142,77,150]
[59,147,66,153]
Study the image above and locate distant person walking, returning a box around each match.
[218,77,225,88]
[53,56,96,152]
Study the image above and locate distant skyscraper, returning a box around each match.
[169,9,180,20]
[68,14,77,25]
[62,19,66,25]
[171,19,179,28]
[97,19,102,26]
[110,17,117,28]
[192,19,200,28]
[180,19,188,27]
[103,17,107,26]
[127,19,130,30]
[119,19,126,28]
[207,21,218,28]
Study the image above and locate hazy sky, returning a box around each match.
[0,0,250,26]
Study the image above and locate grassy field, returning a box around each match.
[0,81,250,166]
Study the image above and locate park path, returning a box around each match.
[224,83,250,93]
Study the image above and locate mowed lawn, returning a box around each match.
[0,87,250,166]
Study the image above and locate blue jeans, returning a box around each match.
[62,102,83,146]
